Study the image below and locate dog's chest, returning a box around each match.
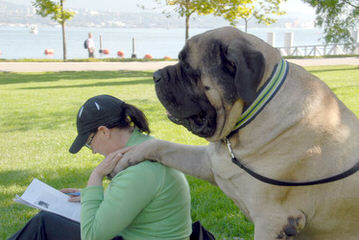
[209,145,252,217]
[209,144,245,180]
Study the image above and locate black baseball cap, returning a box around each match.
[69,95,125,154]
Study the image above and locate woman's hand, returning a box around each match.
[94,150,124,177]
[60,188,81,202]
[88,148,131,186]
[109,141,157,179]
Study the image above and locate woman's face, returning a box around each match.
[86,131,101,154]
[87,126,130,156]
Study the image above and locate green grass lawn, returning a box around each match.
[0,65,358,239]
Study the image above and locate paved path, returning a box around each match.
[0,57,358,72]
[0,61,176,72]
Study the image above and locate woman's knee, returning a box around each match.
[33,211,55,223]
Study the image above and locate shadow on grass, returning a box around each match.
[19,78,153,90]
[0,169,35,188]
[0,70,153,85]
[2,111,74,133]
[0,167,92,189]
[308,66,358,74]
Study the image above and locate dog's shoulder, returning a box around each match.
[208,141,242,180]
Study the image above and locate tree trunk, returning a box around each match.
[60,0,67,60]
[185,14,190,41]
[245,18,248,33]
[61,22,67,60]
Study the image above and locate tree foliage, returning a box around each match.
[302,0,359,45]
[167,0,214,17]
[214,0,286,29]
[153,0,286,40]
[158,0,216,40]
[33,0,75,24]
[32,0,75,60]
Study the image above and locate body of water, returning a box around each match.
[0,26,325,59]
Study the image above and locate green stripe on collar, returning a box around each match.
[230,59,289,134]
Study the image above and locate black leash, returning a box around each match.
[225,138,359,186]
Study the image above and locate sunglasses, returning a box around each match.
[85,132,97,150]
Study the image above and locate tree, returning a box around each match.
[159,0,215,40]
[32,0,75,60]
[214,0,286,32]
[151,0,285,40]
[302,0,358,46]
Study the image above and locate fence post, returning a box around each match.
[267,32,276,47]
[284,32,293,56]
[131,37,137,58]
[99,35,103,55]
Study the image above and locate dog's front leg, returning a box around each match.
[253,209,306,240]
[110,139,216,184]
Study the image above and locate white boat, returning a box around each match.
[30,25,38,34]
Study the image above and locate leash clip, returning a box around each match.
[225,138,235,159]
[226,138,245,169]
[226,138,244,169]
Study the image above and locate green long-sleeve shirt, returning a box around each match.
[80,129,192,240]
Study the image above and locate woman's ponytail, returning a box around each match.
[123,103,150,134]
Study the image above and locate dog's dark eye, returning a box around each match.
[182,62,199,76]
[204,86,211,91]
[179,59,201,84]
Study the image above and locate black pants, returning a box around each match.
[8,211,80,240]
[88,49,94,58]
[8,211,123,240]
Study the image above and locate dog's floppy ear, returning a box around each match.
[225,40,265,103]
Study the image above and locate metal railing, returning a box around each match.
[277,44,357,57]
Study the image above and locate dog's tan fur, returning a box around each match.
[113,27,359,239]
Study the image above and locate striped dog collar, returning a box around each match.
[229,59,289,136]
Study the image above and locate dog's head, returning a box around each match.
[153,27,281,141]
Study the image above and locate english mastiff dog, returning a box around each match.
[113,27,359,239]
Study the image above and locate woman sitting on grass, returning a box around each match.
[8,94,192,240]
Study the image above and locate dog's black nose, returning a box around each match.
[153,71,162,83]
